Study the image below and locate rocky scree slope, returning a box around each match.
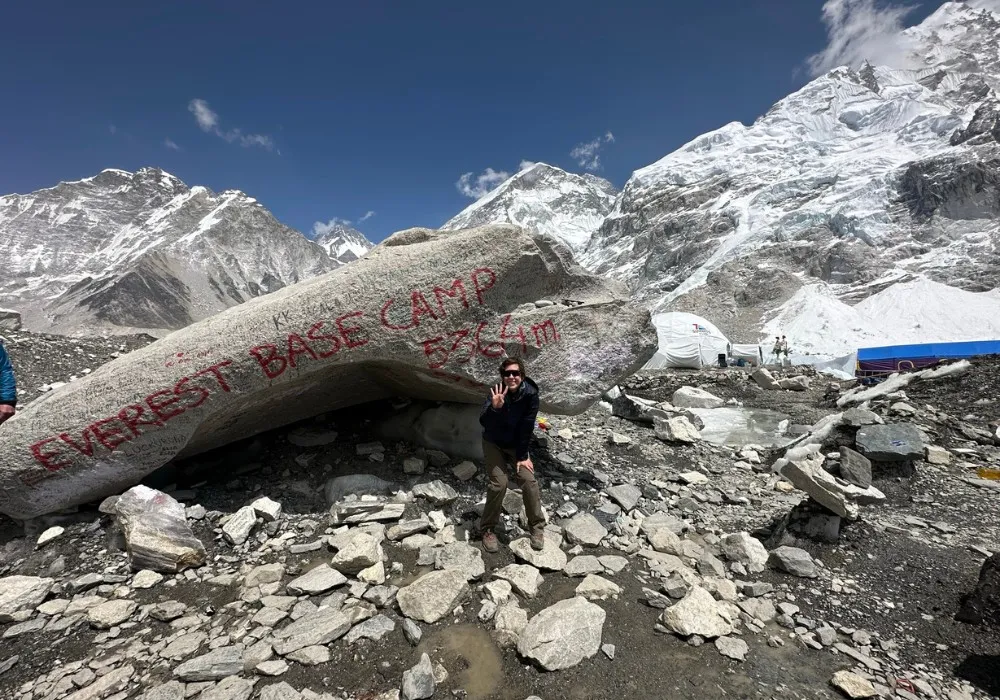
[0,168,365,335]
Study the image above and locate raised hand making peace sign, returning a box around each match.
[490,383,507,410]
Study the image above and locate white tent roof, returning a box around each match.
[644,312,730,369]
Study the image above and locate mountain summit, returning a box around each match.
[0,167,359,335]
[578,1,1000,349]
[442,163,617,254]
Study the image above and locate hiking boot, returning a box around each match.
[481,530,499,553]
[530,531,545,551]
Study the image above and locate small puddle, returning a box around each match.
[418,624,503,700]
[688,407,794,448]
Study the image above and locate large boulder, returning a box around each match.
[0,308,21,331]
[671,386,724,409]
[0,225,655,518]
[114,485,206,573]
[517,597,606,670]
[777,444,884,520]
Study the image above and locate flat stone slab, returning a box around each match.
[563,513,608,547]
[510,537,567,571]
[493,564,544,598]
[286,564,347,595]
[855,423,924,462]
[396,569,470,623]
[605,483,641,512]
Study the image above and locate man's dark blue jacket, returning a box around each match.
[479,377,539,460]
[0,341,16,407]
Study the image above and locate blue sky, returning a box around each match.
[1,0,945,243]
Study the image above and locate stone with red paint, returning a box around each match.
[0,224,655,519]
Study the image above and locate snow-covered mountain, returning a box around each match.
[442,163,617,254]
[0,168,343,335]
[579,1,1000,350]
[313,222,374,264]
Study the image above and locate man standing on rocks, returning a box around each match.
[0,339,16,426]
[478,357,545,553]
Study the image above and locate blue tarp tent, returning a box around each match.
[857,340,1000,374]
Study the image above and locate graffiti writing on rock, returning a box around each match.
[25,360,233,477]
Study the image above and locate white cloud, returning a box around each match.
[968,0,1000,10]
[312,217,352,236]
[570,131,615,171]
[519,160,537,171]
[109,124,117,135]
[806,0,920,77]
[164,138,181,151]
[456,168,511,198]
[187,98,275,152]
[358,210,376,222]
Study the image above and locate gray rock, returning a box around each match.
[647,527,683,555]
[0,575,53,622]
[403,457,427,475]
[452,461,478,481]
[256,660,290,676]
[672,386,724,409]
[654,415,700,443]
[640,512,684,537]
[286,565,347,595]
[434,541,485,581]
[402,618,422,645]
[396,569,469,623]
[925,445,951,464]
[67,665,135,699]
[151,600,188,623]
[510,537,567,571]
[174,646,245,681]
[345,614,395,644]
[575,574,621,600]
[715,636,749,661]
[333,500,405,525]
[401,653,435,700]
[132,569,165,589]
[412,480,459,505]
[605,483,642,512]
[563,512,608,547]
[251,496,282,521]
[830,670,877,698]
[245,563,285,588]
[776,376,809,391]
[564,555,604,577]
[87,599,137,629]
[855,423,924,462]
[751,367,781,390]
[199,677,254,700]
[720,532,768,573]
[778,445,884,520]
[258,681,302,700]
[493,564,545,598]
[494,601,529,648]
[517,597,606,670]
[139,680,186,700]
[839,447,873,488]
[659,586,734,638]
[271,605,374,655]
[222,506,257,545]
[36,526,65,548]
[737,598,776,622]
[387,517,430,541]
[768,546,818,578]
[331,531,382,574]
[114,485,206,572]
[842,407,882,427]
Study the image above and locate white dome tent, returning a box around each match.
[643,312,731,369]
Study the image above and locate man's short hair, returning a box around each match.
[500,357,525,376]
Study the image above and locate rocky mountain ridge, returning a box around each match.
[0,168,371,336]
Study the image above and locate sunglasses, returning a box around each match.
[501,370,521,378]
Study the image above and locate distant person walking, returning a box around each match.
[771,336,783,364]
[0,340,17,426]
[477,357,545,554]
[780,335,790,359]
